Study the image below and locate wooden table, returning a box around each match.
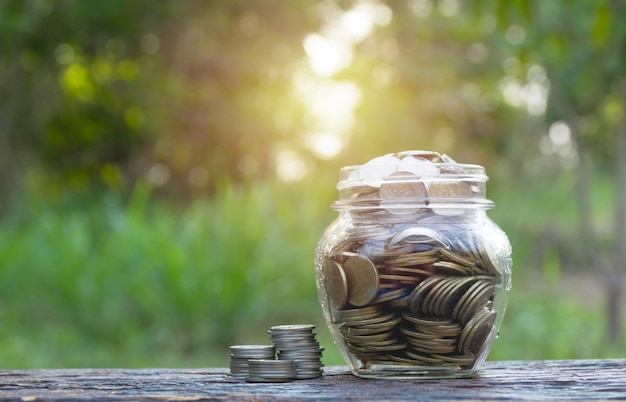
[1,359,624,400]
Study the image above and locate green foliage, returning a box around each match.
[0,180,332,368]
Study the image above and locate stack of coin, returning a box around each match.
[268,324,324,379]
[229,345,275,379]
[334,305,405,362]
[247,359,296,383]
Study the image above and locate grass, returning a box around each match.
[0,172,623,369]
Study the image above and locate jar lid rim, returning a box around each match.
[331,198,495,211]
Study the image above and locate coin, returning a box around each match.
[269,324,324,380]
[458,308,496,355]
[408,275,444,314]
[228,345,277,379]
[247,359,296,383]
[380,172,427,199]
[229,345,275,358]
[269,324,315,333]
[321,259,348,310]
[428,181,473,199]
[433,260,473,276]
[386,227,451,251]
[343,255,379,307]
[371,288,411,304]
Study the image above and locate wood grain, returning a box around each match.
[0,360,625,400]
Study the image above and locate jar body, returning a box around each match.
[315,209,511,378]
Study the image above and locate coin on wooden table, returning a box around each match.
[343,255,379,307]
[322,259,348,310]
[247,359,296,383]
[229,345,275,359]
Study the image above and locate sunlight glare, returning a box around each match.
[282,1,392,180]
[499,65,549,117]
[305,132,344,159]
[274,147,308,182]
[539,121,579,169]
[303,33,353,77]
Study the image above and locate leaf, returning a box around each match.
[592,3,611,48]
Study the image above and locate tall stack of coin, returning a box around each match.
[229,345,275,379]
[268,324,324,379]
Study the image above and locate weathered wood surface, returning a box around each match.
[0,359,625,401]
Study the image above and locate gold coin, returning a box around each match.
[431,352,475,366]
[386,227,451,250]
[343,255,379,307]
[438,276,477,317]
[451,280,488,323]
[347,311,397,326]
[459,283,494,324]
[408,275,444,314]
[351,315,403,332]
[384,266,433,278]
[378,274,421,284]
[321,259,348,310]
[405,350,445,364]
[458,308,497,355]
[342,331,395,344]
[452,280,493,325]
[348,341,407,353]
[334,305,382,321]
[385,251,440,266]
[371,288,410,305]
[439,248,477,268]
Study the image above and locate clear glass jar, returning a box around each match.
[315,151,512,379]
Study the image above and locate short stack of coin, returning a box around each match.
[269,324,324,379]
[229,345,275,380]
[247,359,296,383]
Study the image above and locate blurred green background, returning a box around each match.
[1,0,625,368]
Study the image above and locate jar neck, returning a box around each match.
[332,162,493,212]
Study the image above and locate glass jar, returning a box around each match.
[314,151,512,379]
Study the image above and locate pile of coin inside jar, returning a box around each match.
[319,151,505,370]
[229,324,324,382]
